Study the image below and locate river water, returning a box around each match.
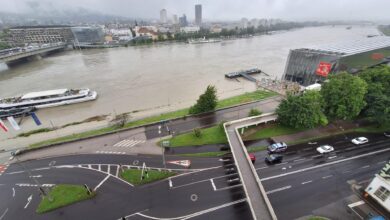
[0,25,380,138]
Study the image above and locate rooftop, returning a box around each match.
[22,89,68,99]
[301,36,390,56]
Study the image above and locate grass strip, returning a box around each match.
[168,125,227,147]
[36,184,95,214]
[244,124,308,140]
[120,169,175,185]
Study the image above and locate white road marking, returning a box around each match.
[216,184,243,191]
[301,180,313,185]
[377,161,387,164]
[35,168,49,171]
[29,175,42,178]
[293,158,306,162]
[210,179,216,191]
[255,166,268,170]
[276,162,288,166]
[266,185,292,195]
[322,175,333,179]
[108,165,111,174]
[115,165,120,177]
[261,147,390,181]
[24,195,32,209]
[0,208,8,220]
[328,156,337,159]
[348,200,365,208]
[168,178,173,188]
[361,165,370,169]
[6,170,24,174]
[133,199,246,220]
[12,187,15,197]
[114,139,145,147]
[94,175,110,191]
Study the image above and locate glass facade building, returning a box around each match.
[283,36,390,86]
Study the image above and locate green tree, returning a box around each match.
[276,91,328,128]
[359,66,390,125]
[189,85,218,114]
[320,72,367,120]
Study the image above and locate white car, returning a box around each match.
[316,145,334,154]
[351,137,368,145]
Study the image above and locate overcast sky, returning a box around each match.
[2,0,390,21]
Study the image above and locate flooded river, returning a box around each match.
[0,25,380,137]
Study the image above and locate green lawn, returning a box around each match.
[307,216,328,220]
[216,90,277,109]
[168,125,228,147]
[29,90,277,149]
[120,169,176,185]
[36,184,96,214]
[245,124,308,140]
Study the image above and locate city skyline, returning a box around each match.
[1,0,390,22]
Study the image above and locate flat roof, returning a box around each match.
[22,89,68,99]
[301,36,390,56]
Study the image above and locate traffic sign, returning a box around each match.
[168,160,191,168]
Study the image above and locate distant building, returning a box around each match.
[7,25,74,46]
[283,36,390,86]
[108,28,133,42]
[179,14,188,27]
[195,4,202,26]
[134,26,158,40]
[180,26,200,33]
[160,9,168,24]
[71,26,105,45]
[172,14,178,24]
[365,160,390,213]
[241,18,249,29]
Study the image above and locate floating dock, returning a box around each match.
[225,68,262,82]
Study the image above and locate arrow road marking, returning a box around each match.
[24,195,32,209]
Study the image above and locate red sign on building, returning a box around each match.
[316,62,332,77]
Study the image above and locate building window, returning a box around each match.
[374,186,390,202]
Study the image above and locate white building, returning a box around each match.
[365,161,390,212]
[180,26,200,33]
[160,9,168,24]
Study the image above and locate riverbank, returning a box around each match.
[0,90,277,152]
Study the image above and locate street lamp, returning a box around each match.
[10,152,53,201]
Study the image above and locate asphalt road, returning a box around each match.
[0,134,388,220]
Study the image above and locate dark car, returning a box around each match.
[384,131,390,138]
[265,154,283,164]
[267,142,288,153]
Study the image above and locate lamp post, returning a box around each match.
[10,152,53,201]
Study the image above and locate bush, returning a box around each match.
[248,108,262,117]
[193,128,202,137]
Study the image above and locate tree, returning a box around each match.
[276,91,328,128]
[189,85,218,114]
[320,72,367,120]
[359,66,390,126]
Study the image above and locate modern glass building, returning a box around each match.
[283,36,390,86]
[71,26,105,45]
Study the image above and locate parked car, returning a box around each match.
[268,142,287,153]
[265,154,283,164]
[316,145,334,154]
[351,137,369,145]
[384,131,390,138]
[249,153,256,163]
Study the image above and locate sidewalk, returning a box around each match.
[272,121,359,143]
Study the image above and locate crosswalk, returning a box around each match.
[114,139,145,148]
[0,164,9,176]
[95,151,126,155]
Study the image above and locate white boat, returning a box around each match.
[188,37,221,44]
[0,88,98,110]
